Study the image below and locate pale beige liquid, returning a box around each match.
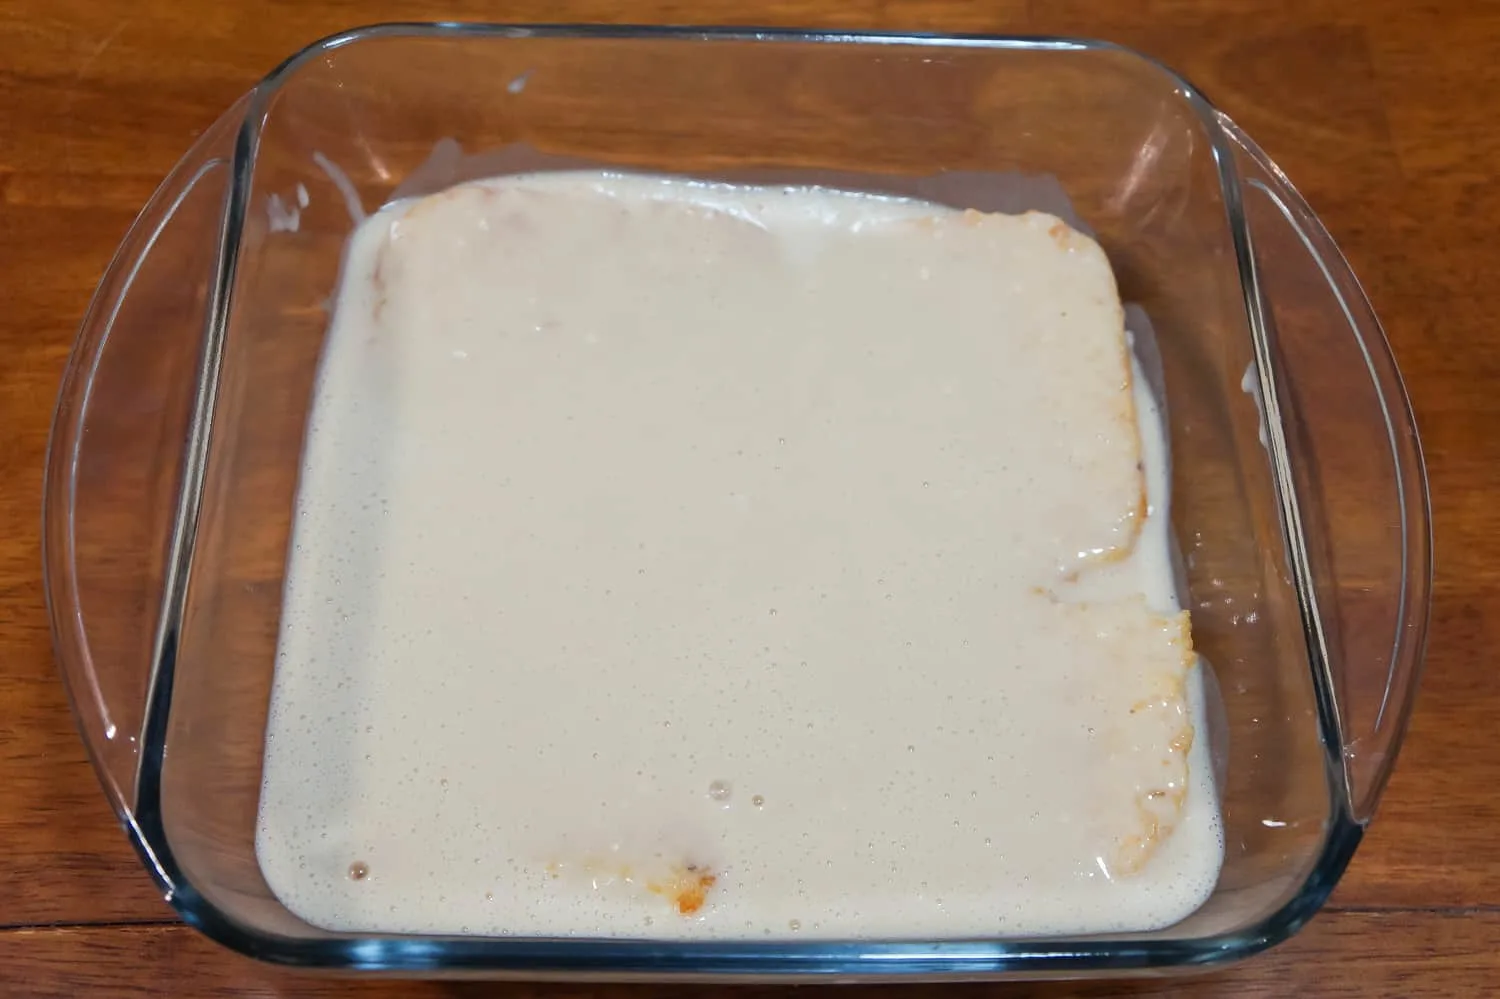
[257,172,1223,939]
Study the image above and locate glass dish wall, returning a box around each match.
[44,25,1429,980]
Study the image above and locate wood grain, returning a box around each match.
[4,912,1500,998]
[1,0,1497,992]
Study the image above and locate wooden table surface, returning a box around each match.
[2,0,1496,995]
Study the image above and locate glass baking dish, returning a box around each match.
[42,23,1430,980]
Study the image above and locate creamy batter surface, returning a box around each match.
[256,172,1222,939]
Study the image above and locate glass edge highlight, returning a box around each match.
[113,22,1387,976]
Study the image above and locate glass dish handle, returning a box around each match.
[42,100,246,825]
[1219,112,1432,823]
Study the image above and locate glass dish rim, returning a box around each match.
[43,20,1428,978]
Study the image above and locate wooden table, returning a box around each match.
[2,0,1496,994]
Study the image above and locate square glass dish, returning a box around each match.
[43,24,1430,981]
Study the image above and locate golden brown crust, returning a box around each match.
[1002,213,1148,572]
[648,864,718,916]
[1110,608,1196,878]
[543,856,718,917]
